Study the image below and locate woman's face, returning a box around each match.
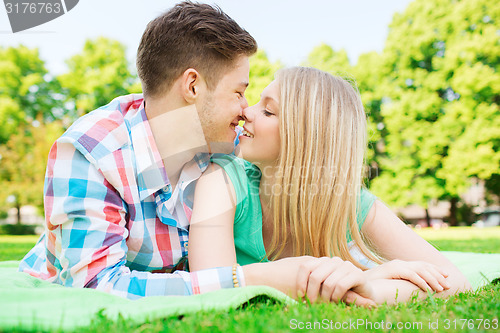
[238,80,281,166]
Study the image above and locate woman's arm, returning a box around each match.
[361,199,472,299]
[188,163,238,271]
[189,163,375,306]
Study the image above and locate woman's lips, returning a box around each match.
[240,126,254,138]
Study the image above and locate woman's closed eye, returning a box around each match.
[262,109,274,117]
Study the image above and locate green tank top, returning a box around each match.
[210,154,377,266]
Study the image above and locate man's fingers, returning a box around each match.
[328,262,363,303]
[321,269,350,303]
[305,260,338,303]
[296,257,336,300]
[296,259,322,298]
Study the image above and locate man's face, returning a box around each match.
[197,56,250,152]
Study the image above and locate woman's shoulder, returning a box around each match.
[211,153,245,170]
[209,154,261,222]
[209,153,249,197]
[210,154,260,182]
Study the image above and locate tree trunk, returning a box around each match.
[448,197,458,226]
[15,201,21,225]
[425,208,431,227]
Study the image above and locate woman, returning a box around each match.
[188,67,470,305]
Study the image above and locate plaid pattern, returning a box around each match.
[19,94,244,299]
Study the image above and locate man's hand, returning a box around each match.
[295,257,376,306]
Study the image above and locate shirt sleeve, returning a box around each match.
[346,188,377,243]
[41,139,243,300]
[356,188,377,229]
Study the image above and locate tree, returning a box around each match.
[0,120,64,223]
[353,51,389,181]
[369,0,500,225]
[304,43,352,77]
[58,37,135,118]
[246,49,282,106]
[0,46,66,221]
[0,46,63,144]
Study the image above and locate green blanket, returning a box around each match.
[0,251,499,332]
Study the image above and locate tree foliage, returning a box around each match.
[367,0,499,223]
[58,37,135,117]
[0,46,63,144]
[246,50,282,106]
[301,0,499,224]
[0,120,64,222]
[304,43,352,77]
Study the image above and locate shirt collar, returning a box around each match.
[129,100,170,200]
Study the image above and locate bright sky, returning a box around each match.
[0,0,413,75]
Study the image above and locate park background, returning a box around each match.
[0,0,498,231]
[0,0,499,332]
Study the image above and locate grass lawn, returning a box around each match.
[0,235,39,261]
[415,226,500,253]
[2,227,499,332]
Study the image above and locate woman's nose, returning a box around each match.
[242,106,255,122]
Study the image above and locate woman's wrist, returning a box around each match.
[241,260,299,298]
[241,263,265,287]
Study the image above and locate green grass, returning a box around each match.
[2,227,498,262]
[2,228,499,332]
[0,235,39,261]
[77,284,500,333]
[415,226,500,253]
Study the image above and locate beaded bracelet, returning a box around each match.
[232,263,240,288]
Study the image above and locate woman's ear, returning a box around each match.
[181,68,205,104]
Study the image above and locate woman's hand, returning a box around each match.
[295,257,376,306]
[361,200,471,296]
[365,259,451,292]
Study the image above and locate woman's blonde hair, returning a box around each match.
[267,67,383,269]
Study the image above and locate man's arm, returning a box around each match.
[42,140,238,299]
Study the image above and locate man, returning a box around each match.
[19,1,257,299]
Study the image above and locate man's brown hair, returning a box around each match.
[137,1,257,98]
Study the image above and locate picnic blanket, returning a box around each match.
[1,251,499,332]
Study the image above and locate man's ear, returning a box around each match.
[181,68,205,104]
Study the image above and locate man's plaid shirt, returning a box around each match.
[19,94,243,299]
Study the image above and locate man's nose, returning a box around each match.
[240,96,249,111]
